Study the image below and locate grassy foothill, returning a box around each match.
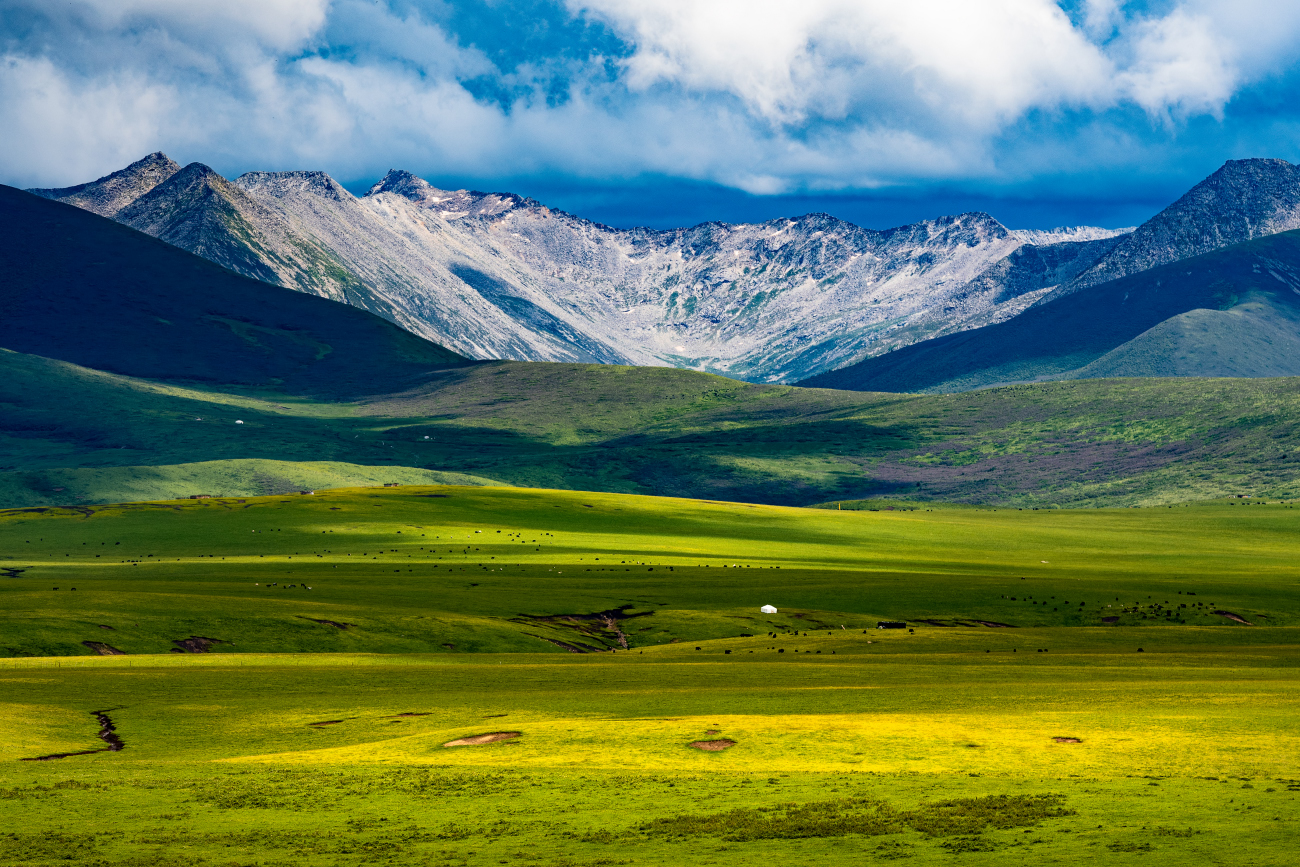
[0,485,1298,865]
[6,346,1300,510]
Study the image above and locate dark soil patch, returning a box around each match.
[1214,610,1253,625]
[527,634,605,653]
[308,719,348,727]
[21,709,124,761]
[914,618,1014,628]
[298,616,351,629]
[1052,737,1082,744]
[392,712,433,718]
[81,641,125,656]
[169,636,227,653]
[689,739,736,751]
[513,605,653,651]
[1100,616,1119,624]
[0,567,26,579]
[443,731,521,747]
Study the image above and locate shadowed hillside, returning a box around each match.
[0,185,467,397]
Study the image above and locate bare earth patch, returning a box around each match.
[689,739,737,751]
[1214,610,1253,625]
[443,731,521,747]
[1052,737,1082,744]
[169,636,227,653]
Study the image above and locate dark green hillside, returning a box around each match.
[0,185,466,396]
[803,229,1300,393]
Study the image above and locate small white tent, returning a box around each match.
[760,604,778,614]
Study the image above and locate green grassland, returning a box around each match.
[3,485,1298,656]
[1,486,1298,865]
[5,348,1300,509]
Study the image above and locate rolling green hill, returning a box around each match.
[4,347,1300,508]
[0,185,467,396]
[802,229,1300,393]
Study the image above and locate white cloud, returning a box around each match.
[0,54,178,184]
[1082,0,1124,39]
[1117,9,1237,121]
[40,0,329,51]
[574,0,1114,127]
[1,0,1300,197]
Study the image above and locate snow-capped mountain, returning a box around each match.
[31,154,1130,381]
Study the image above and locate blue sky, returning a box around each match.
[3,1,1299,230]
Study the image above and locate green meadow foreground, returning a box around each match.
[1,486,1298,865]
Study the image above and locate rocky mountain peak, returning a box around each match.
[366,169,443,203]
[234,170,353,203]
[364,169,532,220]
[1063,158,1300,293]
[28,151,180,217]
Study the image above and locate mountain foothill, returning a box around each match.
[4,154,1300,508]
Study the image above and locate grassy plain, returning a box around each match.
[1,486,1298,865]
[2,485,1298,655]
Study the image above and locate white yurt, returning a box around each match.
[760,604,778,614]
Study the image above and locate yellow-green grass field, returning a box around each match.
[1,486,1298,865]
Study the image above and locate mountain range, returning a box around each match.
[24,153,1300,395]
[31,153,1131,382]
[3,180,1299,509]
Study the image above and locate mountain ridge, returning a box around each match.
[1050,158,1300,299]
[0,184,467,396]
[32,154,1129,382]
[28,152,180,217]
[800,228,1300,393]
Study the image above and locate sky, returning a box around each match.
[3,0,1300,230]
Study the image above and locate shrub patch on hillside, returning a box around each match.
[640,793,1073,841]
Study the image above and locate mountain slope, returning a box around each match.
[234,170,631,364]
[0,185,467,396]
[800,228,1300,393]
[28,152,180,217]
[366,172,1128,380]
[1056,158,1300,296]
[1066,295,1300,379]
[32,155,1127,382]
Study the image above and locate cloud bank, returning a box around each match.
[2,0,1300,225]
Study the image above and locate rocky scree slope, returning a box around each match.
[32,155,1128,382]
[1049,158,1300,299]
